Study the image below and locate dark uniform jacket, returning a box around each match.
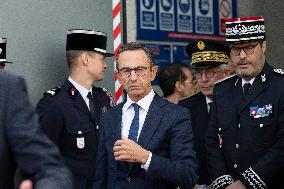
[0,71,72,189]
[36,79,115,189]
[206,63,284,189]
[179,92,210,185]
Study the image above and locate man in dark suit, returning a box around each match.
[36,29,115,189]
[0,71,72,188]
[179,40,230,189]
[94,42,198,189]
[206,16,284,189]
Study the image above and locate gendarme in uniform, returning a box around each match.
[36,29,115,189]
[206,16,284,189]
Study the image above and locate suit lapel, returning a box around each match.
[138,94,166,149]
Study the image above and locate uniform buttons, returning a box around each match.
[234,164,238,168]
[78,130,82,134]
[236,144,239,149]
[126,177,131,182]
[238,123,241,128]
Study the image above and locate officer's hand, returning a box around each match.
[225,180,246,189]
[19,179,33,189]
[113,139,150,164]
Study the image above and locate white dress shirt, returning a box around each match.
[121,89,155,171]
[68,76,92,110]
[205,97,213,113]
[241,78,255,88]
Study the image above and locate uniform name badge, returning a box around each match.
[250,104,273,118]
[76,137,85,149]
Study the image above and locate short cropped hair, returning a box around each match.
[116,42,156,69]
[157,63,192,97]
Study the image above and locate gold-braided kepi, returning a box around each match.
[186,40,230,69]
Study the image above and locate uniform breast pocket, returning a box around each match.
[252,118,277,145]
[65,124,94,152]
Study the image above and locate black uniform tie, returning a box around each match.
[243,83,252,98]
[87,92,95,120]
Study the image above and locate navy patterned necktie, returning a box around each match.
[128,103,140,142]
[87,92,95,120]
[243,83,252,98]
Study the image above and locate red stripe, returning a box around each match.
[115,86,123,101]
[225,16,264,23]
[113,23,121,39]
[112,3,120,19]
[114,43,121,55]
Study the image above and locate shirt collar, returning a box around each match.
[241,78,255,87]
[205,97,213,104]
[68,76,92,100]
[123,90,155,113]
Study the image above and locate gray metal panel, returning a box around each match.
[0,0,115,105]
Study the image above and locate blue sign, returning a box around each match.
[161,0,172,11]
[179,0,190,13]
[159,0,175,31]
[140,0,157,29]
[199,0,210,15]
[136,0,237,43]
[143,0,154,9]
[145,44,171,85]
[173,45,190,64]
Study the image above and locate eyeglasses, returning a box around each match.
[117,66,150,78]
[230,43,260,56]
[195,70,221,79]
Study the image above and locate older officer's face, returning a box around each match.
[87,52,107,81]
[230,41,266,81]
[195,66,225,99]
[117,49,157,102]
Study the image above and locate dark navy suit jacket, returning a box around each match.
[94,94,198,189]
[179,92,210,185]
[0,71,72,189]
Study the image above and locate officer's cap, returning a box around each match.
[0,38,12,64]
[186,40,230,69]
[66,29,113,57]
[226,16,265,43]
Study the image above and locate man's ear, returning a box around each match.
[175,81,183,92]
[150,65,158,81]
[261,40,267,54]
[81,52,89,66]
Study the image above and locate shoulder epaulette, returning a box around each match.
[274,69,284,75]
[44,87,61,96]
[93,87,116,107]
[215,74,237,85]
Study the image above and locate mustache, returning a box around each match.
[237,60,250,65]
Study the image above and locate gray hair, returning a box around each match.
[115,42,156,69]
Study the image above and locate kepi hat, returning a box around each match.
[226,16,265,43]
[66,29,113,57]
[186,40,230,69]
